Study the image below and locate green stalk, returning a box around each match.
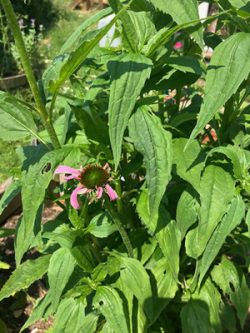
[0,0,61,149]
[107,203,134,258]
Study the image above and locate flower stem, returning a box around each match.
[107,204,134,258]
[0,0,61,149]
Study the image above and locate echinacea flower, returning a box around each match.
[54,163,118,209]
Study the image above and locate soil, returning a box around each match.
[0,204,62,333]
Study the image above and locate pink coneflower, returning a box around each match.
[54,163,118,209]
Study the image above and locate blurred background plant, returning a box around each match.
[0,0,92,183]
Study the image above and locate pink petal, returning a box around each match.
[70,186,83,209]
[78,187,89,195]
[105,184,118,201]
[96,187,103,199]
[54,165,81,177]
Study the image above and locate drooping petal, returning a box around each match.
[54,165,81,178]
[70,186,84,209]
[96,187,103,199]
[105,184,118,201]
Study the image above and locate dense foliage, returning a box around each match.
[0,0,250,332]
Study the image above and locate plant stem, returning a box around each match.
[107,204,134,258]
[80,198,89,227]
[0,0,61,149]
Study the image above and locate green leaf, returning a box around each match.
[156,219,181,282]
[136,189,155,233]
[18,147,74,264]
[165,56,204,75]
[0,261,10,270]
[176,189,198,240]
[0,255,51,302]
[206,146,244,179]
[198,195,245,286]
[15,212,41,267]
[87,213,117,238]
[0,228,15,238]
[78,313,99,333]
[0,179,21,215]
[246,208,250,237]
[181,300,211,333]
[192,278,222,333]
[121,11,156,52]
[60,7,113,53]
[46,226,95,272]
[129,108,172,224]
[108,54,152,168]
[0,91,37,141]
[173,138,205,191]
[143,21,198,58]
[117,256,153,320]
[228,0,250,12]
[94,286,130,333]
[52,298,86,333]
[185,165,235,258]
[148,258,178,322]
[188,33,250,145]
[51,4,131,96]
[148,0,203,47]
[48,247,76,312]
[21,293,53,331]
[0,319,8,333]
[211,257,250,329]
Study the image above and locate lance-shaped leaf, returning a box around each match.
[0,255,51,301]
[198,195,245,286]
[94,286,130,333]
[50,4,131,96]
[211,257,250,329]
[53,298,97,333]
[60,6,113,52]
[148,258,178,323]
[192,278,222,333]
[228,0,250,12]
[173,138,205,192]
[246,208,250,237]
[48,248,76,312]
[19,147,74,264]
[148,0,203,48]
[108,54,152,168]
[129,108,172,224]
[185,165,235,258]
[117,256,153,321]
[21,293,53,331]
[176,189,198,240]
[156,218,181,282]
[188,33,250,145]
[0,91,37,141]
[0,179,21,215]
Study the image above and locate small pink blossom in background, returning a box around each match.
[54,163,118,209]
[173,41,184,50]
